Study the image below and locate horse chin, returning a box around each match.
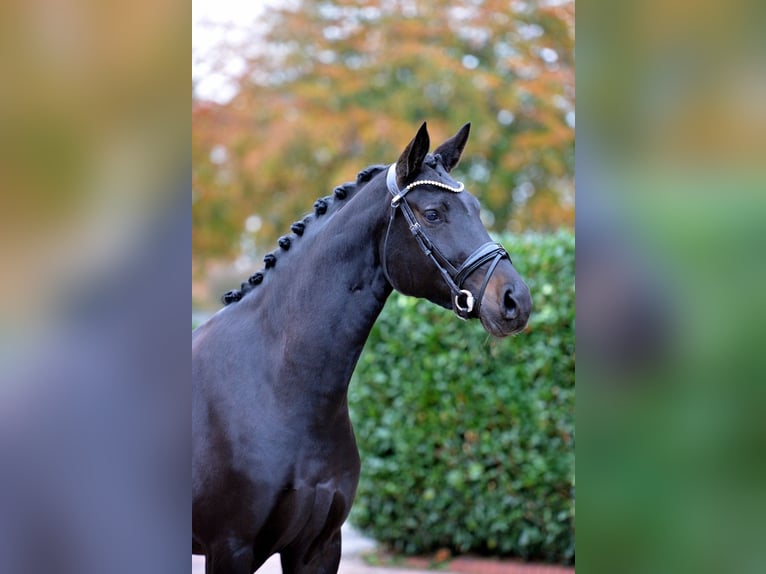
[479,312,528,338]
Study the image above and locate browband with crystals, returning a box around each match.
[386,164,464,206]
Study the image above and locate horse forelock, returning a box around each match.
[220,164,388,306]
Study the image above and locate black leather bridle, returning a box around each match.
[381,164,510,320]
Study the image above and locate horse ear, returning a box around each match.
[433,122,471,172]
[396,122,430,187]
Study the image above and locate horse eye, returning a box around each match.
[424,209,440,222]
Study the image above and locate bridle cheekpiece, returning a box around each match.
[382,163,510,320]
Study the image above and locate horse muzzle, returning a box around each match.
[477,274,532,337]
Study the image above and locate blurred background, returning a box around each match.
[0,1,188,572]
[577,0,766,572]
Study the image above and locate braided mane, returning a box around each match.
[221,164,387,305]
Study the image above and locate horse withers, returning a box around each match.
[192,122,532,573]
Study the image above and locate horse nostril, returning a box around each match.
[503,289,518,319]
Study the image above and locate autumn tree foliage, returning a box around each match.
[193,0,574,280]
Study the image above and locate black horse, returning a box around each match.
[192,123,532,573]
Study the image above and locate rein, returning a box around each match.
[382,164,510,320]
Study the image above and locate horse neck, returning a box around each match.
[243,180,392,397]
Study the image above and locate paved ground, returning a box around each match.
[192,525,574,574]
[192,525,429,573]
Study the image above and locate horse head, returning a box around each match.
[380,122,532,337]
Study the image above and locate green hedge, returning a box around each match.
[348,230,575,564]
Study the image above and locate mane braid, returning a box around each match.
[220,164,387,306]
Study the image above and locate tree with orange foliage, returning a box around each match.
[193,0,573,282]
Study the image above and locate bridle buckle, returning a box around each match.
[454,289,475,315]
